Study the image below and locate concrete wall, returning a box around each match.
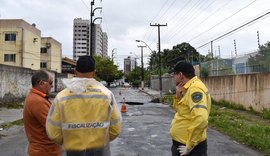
[150,72,270,111]
[0,64,33,106]
[0,64,68,107]
[201,73,270,111]
[151,74,175,92]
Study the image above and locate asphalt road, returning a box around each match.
[0,87,264,156]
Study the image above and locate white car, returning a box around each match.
[123,82,130,87]
[110,82,117,88]
[100,81,107,87]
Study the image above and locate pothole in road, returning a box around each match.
[121,102,144,105]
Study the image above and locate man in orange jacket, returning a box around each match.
[23,70,61,156]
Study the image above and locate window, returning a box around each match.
[5,33,16,41]
[4,54,16,62]
[40,62,47,68]
[41,47,47,53]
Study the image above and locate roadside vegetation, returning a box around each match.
[163,94,270,155]
[0,119,23,129]
[6,102,24,109]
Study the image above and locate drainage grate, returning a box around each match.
[121,102,144,105]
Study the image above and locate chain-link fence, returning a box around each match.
[200,50,270,77]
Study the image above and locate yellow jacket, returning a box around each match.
[46,78,121,151]
[170,76,211,149]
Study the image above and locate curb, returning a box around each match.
[138,88,158,99]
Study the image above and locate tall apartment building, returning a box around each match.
[73,18,108,60]
[102,32,108,57]
[124,56,136,74]
[73,18,89,60]
[0,19,62,73]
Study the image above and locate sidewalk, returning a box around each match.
[0,107,23,127]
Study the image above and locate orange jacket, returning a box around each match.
[23,88,61,156]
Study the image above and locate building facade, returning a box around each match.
[0,19,41,70]
[73,18,108,60]
[41,37,62,73]
[0,19,62,73]
[73,18,89,60]
[102,32,108,57]
[124,56,136,74]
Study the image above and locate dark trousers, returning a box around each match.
[171,140,207,156]
[66,145,110,156]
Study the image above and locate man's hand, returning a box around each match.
[177,145,192,156]
[175,81,184,99]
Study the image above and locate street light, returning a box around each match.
[136,40,154,91]
[90,0,102,57]
[136,40,154,53]
[137,45,146,90]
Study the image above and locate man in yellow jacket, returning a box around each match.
[46,56,121,156]
[170,61,211,156]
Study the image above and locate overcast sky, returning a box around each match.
[1,0,270,69]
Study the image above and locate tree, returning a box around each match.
[125,66,141,87]
[248,41,270,72]
[94,56,123,85]
[149,42,201,74]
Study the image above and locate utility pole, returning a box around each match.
[90,0,102,57]
[137,45,146,90]
[234,39,237,56]
[210,41,213,58]
[90,0,94,57]
[150,23,167,103]
[257,31,260,48]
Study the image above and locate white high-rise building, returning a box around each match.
[73,18,89,61]
[73,18,108,60]
[102,32,108,57]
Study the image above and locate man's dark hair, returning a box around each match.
[31,70,49,87]
[181,72,195,79]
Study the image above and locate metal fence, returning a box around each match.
[200,51,270,77]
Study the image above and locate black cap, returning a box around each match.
[76,56,95,73]
[169,60,195,74]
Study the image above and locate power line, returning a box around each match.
[80,0,90,11]
[165,0,195,24]
[176,0,233,41]
[167,0,216,43]
[163,0,203,40]
[157,0,177,23]
[196,10,270,49]
[189,0,258,43]
[143,0,170,41]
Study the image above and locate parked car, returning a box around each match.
[123,82,130,87]
[110,82,117,88]
[100,81,107,87]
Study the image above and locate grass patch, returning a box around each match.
[6,102,24,109]
[210,104,270,155]
[163,96,270,155]
[261,109,270,119]
[0,119,23,129]
[163,95,174,106]
[212,99,245,110]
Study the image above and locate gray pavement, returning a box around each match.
[0,87,265,156]
[0,108,23,126]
